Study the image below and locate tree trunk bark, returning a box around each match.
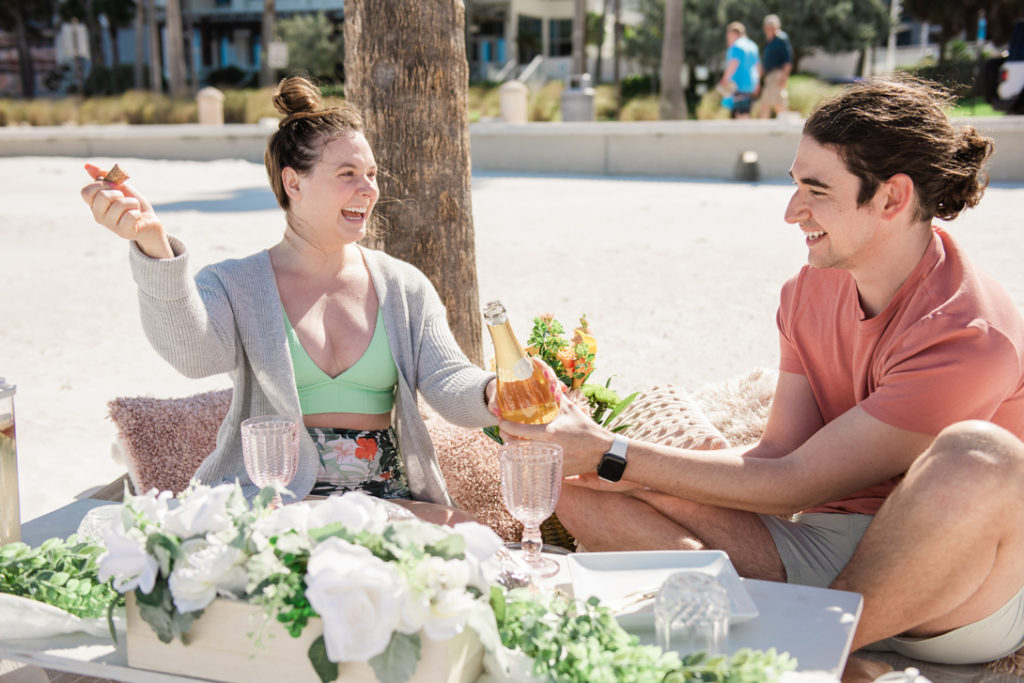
[659,0,685,119]
[165,0,187,97]
[594,0,608,84]
[612,0,622,116]
[571,0,586,76]
[14,8,35,98]
[260,0,275,87]
[147,0,162,93]
[84,0,105,68]
[343,0,483,366]
[134,0,144,89]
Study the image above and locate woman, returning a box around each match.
[80,76,497,520]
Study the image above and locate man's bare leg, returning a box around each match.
[556,484,786,581]
[832,421,1024,650]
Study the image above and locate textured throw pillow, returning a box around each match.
[108,389,231,495]
[612,384,731,451]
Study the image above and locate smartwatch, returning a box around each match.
[597,434,629,482]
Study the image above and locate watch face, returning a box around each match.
[597,453,627,482]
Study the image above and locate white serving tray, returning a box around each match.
[566,550,759,629]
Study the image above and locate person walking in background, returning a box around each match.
[759,14,793,118]
[719,21,761,119]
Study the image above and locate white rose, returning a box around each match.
[168,539,248,613]
[453,522,504,564]
[453,521,505,590]
[97,521,159,594]
[409,557,476,641]
[304,537,403,662]
[308,492,388,534]
[124,489,173,530]
[256,500,314,539]
[421,587,479,641]
[162,484,237,539]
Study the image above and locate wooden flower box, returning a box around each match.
[125,594,484,683]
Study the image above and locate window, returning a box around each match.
[549,18,572,57]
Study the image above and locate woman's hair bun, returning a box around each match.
[272,76,323,117]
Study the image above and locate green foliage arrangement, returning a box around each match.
[492,588,797,683]
[0,536,123,619]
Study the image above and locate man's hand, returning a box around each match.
[498,397,611,477]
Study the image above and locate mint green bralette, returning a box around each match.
[283,307,398,415]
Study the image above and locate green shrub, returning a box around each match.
[593,84,620,121]
[695,89,730,120]
[529,81,563,121]
[619,94,660,121]
[903,61,976,99]
[620,73,657,100]
[786,74,843,117]
[206,66,251,89]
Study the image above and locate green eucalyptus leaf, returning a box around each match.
[424,534,464,560]
[308,636,339,683]
[254,486,276,510]
[369,632,420,683]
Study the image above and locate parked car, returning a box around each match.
[984,20,1024,114]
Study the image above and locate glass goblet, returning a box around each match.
[498,440,563,578]
[240,415,300,509]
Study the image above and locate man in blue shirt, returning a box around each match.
[718,21,761,119]
[760,14,793,118]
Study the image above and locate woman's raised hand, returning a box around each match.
[80,163,173,259]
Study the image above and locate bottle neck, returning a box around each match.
[487,320,532,380]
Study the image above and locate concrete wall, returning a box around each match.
[2,117,1022,182]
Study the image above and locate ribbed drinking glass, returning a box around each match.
[241,415,300,509]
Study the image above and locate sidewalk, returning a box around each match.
[1,156,1022,526]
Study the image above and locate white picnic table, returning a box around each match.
[0,499,862,682]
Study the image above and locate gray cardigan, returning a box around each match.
[129,237,496,505]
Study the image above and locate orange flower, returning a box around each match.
[555,347,576,376]
[355,438,378,461]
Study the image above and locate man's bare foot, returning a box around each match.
[842,655,894,683]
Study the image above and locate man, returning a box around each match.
[759,14,793,118]
[502,77,1024,673]
[718,21,760,119]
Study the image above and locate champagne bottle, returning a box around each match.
[483,300,559,424]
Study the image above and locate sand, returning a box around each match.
[1,155,1023,525]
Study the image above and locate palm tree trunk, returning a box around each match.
[594,0,608,84]
[344,0,483,365]
[14,7,35,98]
[659,0,685,119]
[165,0,187,97]
[134,0,144,89]
[260,0,275,87]
[612,0,622,116]
[84,0,106,68]
[147,0,162,93]
[572,0,586,76]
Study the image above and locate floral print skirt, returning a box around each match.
[308,426,411,500]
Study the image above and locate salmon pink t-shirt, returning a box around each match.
[777,228,1024,514]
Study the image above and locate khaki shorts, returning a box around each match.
[761,70,788,112]
[760,512,1024,664]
